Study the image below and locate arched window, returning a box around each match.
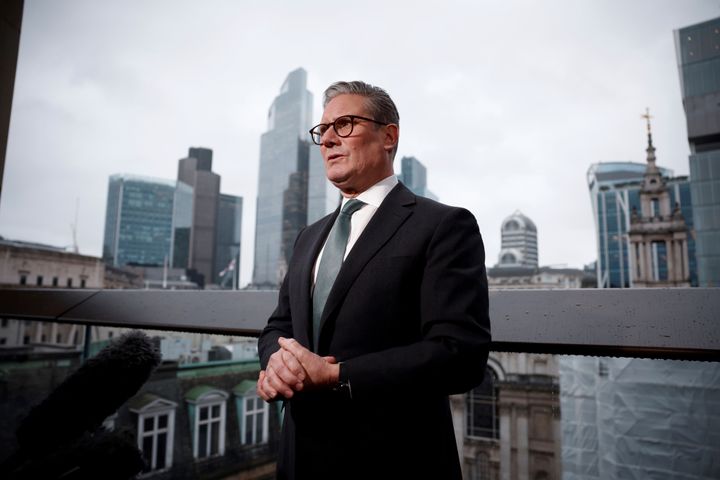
[466,367,499,439]
[504,220,519,231]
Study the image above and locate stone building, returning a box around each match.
[0,237,127,349]
[628,113,690,287]
[453,214,565,480]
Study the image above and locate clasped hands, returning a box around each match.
[257,337,340,402]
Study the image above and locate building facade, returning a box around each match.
[177,147,221,284]
[587,161,696,288]
[495,211,539,269]
[103,174,176,268]
[628,118,690,287]
[0,237,124,349]
[675,17,720,286]
[397,155,438,200]
[253,68,314,287]
[214,193,242,289]
[455,213,564,480]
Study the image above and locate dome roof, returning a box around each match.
[501,210,537,233]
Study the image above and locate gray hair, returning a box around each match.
[323,81,400,159]
[323,81,400,126]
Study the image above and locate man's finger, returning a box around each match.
[323,356,338,364]
[279,337,311,361]
[281,349,306,380]
[267,365,294,398]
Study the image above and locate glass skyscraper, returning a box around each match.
[215,193,242,288]
[587,162,697,288]
[253,68,314,287]
[397,156,438,200]
[102,174,176,267]
[675,17,720,286]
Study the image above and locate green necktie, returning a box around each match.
[312,199,366,351]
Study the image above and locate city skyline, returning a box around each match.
[0,1,717,286]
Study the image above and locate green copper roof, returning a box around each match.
[184,384,228,402]
[232,379,257,396]
[127,392,161,411]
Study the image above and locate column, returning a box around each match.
[50,322,58,344]
[645,242,654,282]
[499,404,512,480]
[673,240,683,282]
[553,413,563,479]
[516,406,529,480]
[630,242,638,282]
[682,240,690,280]
[665,240,674,282]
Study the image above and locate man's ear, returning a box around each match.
[383,124,399,153]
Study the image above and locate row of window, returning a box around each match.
[18,273,87,288]
[130,383,270,474]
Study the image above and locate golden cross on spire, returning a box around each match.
[641,107,653,134]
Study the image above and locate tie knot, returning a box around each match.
[341,199,365,216]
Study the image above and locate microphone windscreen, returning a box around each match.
[16,330,161,456]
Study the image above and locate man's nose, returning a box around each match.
[321,126,339,147]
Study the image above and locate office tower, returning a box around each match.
[102,174,176,267]
[675,18,720,286]
[587,158,696,288]
[398,156,438,200]
[627,116,690,287]
[495,210,538,268]
[170,181,193,270]
[177,147,220,284]
[215,193,242,289]
[253,68,314,287]
[307,146,339,223]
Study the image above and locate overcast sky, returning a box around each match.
[1,0,717,286]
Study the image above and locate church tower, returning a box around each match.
[628,109,690,287]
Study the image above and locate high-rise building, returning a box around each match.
[253,68,314,287]
[177,147,221,284]
[675,17,720,286]
[307,147,339,224]
[215,193,242,289]
[397,156,438,200]
[170,181,193,270]
[587,157,696,288]
[102,174,176,267]
[495,210,538,268]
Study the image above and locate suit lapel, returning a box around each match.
[318,184,415,340]
[296,209,338,348]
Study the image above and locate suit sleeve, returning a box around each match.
[339,207,491,400]
[257,271,293,371]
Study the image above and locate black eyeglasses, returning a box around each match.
[309,115,388,145]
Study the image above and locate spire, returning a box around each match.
[641,107,656,166]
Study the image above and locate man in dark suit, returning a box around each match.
[257,81,491,479]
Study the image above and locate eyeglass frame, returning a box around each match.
[308,115,389,145]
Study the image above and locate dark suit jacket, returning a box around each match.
[259,182,491,480]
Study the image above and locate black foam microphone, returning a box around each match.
[15,329,162,457]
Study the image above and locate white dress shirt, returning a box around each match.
[312,175,399,285]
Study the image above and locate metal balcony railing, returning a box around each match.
[1,288,718,361]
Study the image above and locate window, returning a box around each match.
[19,274,26,285]
[52,276,58,287]
[185,386,228,460]
[129,394,177,473]
[67,278,73,287]
[56,333,62,343]
[466,367,499,439]
[36,275,43,286]
[234,381,269,445]
[0,338,6,345]
[81,278,87,288]
[1,318,7,328]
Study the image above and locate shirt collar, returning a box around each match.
[341,175,398,209]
